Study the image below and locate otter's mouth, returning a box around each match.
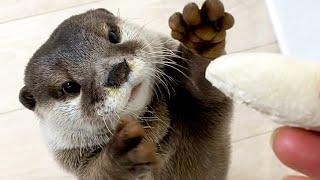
[129,82,142,102]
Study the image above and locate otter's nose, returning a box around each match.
[105,59,130,87]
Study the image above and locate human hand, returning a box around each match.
[272,127,320,180]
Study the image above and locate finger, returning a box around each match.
[171,31,184,41]
[272,127,320,179]
[201,0,225,21]
[221,12,235,30]
[169,12,186,33]
[182,3,201,26]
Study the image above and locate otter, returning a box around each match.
[19,0,234,179]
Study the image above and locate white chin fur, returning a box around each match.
[36,96,111,151]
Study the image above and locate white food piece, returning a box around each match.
[205,53,320,131]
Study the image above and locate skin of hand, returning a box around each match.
[272,127,320,180]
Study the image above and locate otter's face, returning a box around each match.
[19,9,166,149]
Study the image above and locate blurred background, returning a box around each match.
[1,0,318,179]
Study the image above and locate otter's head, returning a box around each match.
[19,9,170,149]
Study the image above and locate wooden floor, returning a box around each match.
[0,0,298,179]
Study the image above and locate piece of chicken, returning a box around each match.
[205,53,320,131]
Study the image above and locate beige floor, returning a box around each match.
[0,0,299,179]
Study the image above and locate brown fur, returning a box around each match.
[19,0,234,179]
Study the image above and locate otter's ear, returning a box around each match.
[95,8,114,15]
[19,86,36,111]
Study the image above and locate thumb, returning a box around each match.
[272,127,320,179]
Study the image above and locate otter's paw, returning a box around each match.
[169,0,234,59]
[107,116,158,177]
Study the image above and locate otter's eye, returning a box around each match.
[62,82,81,96]
[108,30,120,44]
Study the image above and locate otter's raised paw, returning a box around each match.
[107,116,158,177]
[169,0,234,59]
